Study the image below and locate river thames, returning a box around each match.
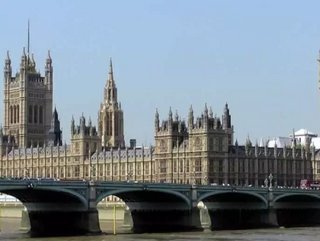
[0,218,320,241]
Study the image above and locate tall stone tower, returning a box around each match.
[3,49,53,147]
[98,59,125,148]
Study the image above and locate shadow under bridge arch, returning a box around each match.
[0,186,93,236]
[273,193,320,227]
[199,191,270,230]
[97,188,202,233]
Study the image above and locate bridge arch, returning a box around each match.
[198,190,269,230]
[273,193,320,203]
[198,190,268,207]
[96,188,190,207]
[96,186,200,233]
[273,192,320,227]
[0,186,88,209]
[0,184,93,236]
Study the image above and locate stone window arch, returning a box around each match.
[39,106,43,124]
[16,105,19,123]
[13,105,16,123]
[10,106,13,124]
[34,105,38,123]
[28,105,33,123]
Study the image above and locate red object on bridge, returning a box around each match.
[300,179,320,190]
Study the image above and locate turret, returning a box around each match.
[4,51,11,82]
[104,58,118,104]
[71,116,75,135]
[20,47,27,76]
[47,108,62,146]
[188,105,194,128]
[80,114,86,135]
[168,107,173,131]
[222,103,231,130]
[155,109,159,132]
[174,110,179,122]
[245,135,252,155]
[203,103,208,129]
[45,50,53,88]
[209,106,213,118]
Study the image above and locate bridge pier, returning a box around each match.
[260,209,278,227]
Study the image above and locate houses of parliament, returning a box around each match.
[0,46,318,187]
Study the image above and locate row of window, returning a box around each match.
[28,105,44,124]
[9,105,19,124]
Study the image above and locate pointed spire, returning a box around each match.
[27,19,30,57]
[155,108,159,132]
[46,50,52,66]
[175,110,179,121]
[5,51,11,75]
[224,102,229,111]
[204,103,208,117]
[245,135,252,147]
[71,115,75,134]
[189,105,193,113]
[209,106,213,118]
[109,57,114,82]
[53,106,58,117]
[292,128,296,147]
[6,51,10,62]
[169,107,173,120]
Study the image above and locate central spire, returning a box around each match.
[108,57,114,83]
[28,19,30,57]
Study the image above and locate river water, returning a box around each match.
[0,218,319,241]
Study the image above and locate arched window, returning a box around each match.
[28,105,33,123]
[10,106,13,124]
[39,106,43,124]
[17,105,19,123]
[13,105,16,123]
[34,105,38,123]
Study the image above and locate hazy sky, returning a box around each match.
[1,0,320,146]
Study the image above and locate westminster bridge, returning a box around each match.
[1,179,320,236]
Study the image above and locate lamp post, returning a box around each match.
[127,170,133,182]
[24,168,29,180]
[203,176,208,185]
[264,177,268,188]
[268,173,273,191]
[90,164,95,181]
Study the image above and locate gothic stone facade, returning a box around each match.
[3,50,53,147]
[0,50,317,187]
[154,105,314,187]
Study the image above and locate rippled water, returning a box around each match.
[0,218,319,241]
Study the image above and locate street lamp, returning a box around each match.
[24,168,29,180]
[264,177,268,188]
[127,170,133,182]
[268,173,273,190]
[203,176,208,185]
[90,164,95,181]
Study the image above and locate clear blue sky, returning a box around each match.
[1,0,320,145]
